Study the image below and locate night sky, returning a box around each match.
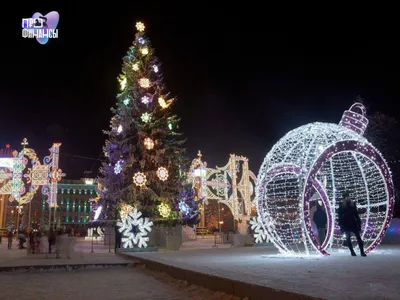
[2,3,399,179]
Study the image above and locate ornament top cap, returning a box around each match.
[339,102,369,136]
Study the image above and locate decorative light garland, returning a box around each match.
[255,103,394,256]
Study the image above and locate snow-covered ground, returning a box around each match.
[0,265,239,300]
[125,244,400,300]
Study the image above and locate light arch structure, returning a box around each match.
[256,103,395,256]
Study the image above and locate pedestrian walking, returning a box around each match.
[48,227,56,254]
[313,201,327,245]
[7,230,13,249]
[338,191,366,257]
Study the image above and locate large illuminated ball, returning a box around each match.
[256,103,394,256]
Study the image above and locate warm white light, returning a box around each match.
[84,178,94,185]
[119,76,127,90]
[117,125,123,134]
[132,63,139,71]
[158,202,171,218]
[133,172,147,187]
[136,22,145,32]
[139,78,150,88]
[141,112,151,123]
[144,138,154,150]
[156,167,169,181]
[141,47,149,55]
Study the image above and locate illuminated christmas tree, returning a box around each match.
[99,22,186,222]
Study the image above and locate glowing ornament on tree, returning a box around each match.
[255,103,394,256]
[141,96,150,104]
[120,203,134,219]
[114,160,123,174]
[179,201,190,215]
[132,63,139,71]
[168,122,173,130]
[139,78,150,88]
[153,65,159,73]
[158,97,172,109]
[119,76,127,90]
[144,138,154,150]
[156,167,169,181]
[123,98,130,105]
[141,47,149,55]
[133,172,147,187]
[138,37,145,44]
[141,112,151,123]
[136,22,145,32]
[158,202,171,218]
[117,125,123,134]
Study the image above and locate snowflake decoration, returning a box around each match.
[123,98,130,105]
[144,137,154,150]
[141,96,150,104]
[158,97,167,108]
[139,78,150,88]
[132,63,139,71]
[133,172,147,187]
[153,65,159,73]
[156,167,169,181]
[114,160,123,174]
[136,22,145,32]
[117,208,153,248]
[158,202,171,218]
[141,112,151,123]
[250,216,268,244]
[179,201,189,215]
[138,37,145,44]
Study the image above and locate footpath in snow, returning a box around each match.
[124,241,400,300]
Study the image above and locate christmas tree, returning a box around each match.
[99,22,186,223]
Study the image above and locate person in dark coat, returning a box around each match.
[115,225,122,253]
[48,227,56,254]
[313,202,327,245]
[338,191,366,257]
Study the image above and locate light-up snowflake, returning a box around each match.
[250,216,268,243]
[133,172,147,187]
[114,160,123,174]
[141,47,149,55]
[120,203,134,219]
[158,97,167,108]
[139,78,150,88]
[156,167,168,181]
[141,112,151,123]
[117,208,153,248]
[158,202,171,218]
[123,98,130,105]
[153,65,159,73]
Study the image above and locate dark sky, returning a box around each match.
[1,3,399,179]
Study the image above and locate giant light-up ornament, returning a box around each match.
[255,103,394,256]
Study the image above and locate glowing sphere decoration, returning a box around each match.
[255,103,394,256]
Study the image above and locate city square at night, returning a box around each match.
[1,3,399,300]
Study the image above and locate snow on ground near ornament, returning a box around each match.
[117,208,153,248]
[124,244,400,300]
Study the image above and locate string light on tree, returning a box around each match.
[153,65,159,73]
[255,103,394,257]
[123,98,130,105]
[158,202,171,218]
[144,137,154,150]
[141,112,151,123]
[139,78,150,88]
[135,22,145,32]
[158,97,172,109]
[156,167,169,181]
[133,172,147,187]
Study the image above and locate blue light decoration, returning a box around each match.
[114,160,123,174]
[138,37,145,44]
